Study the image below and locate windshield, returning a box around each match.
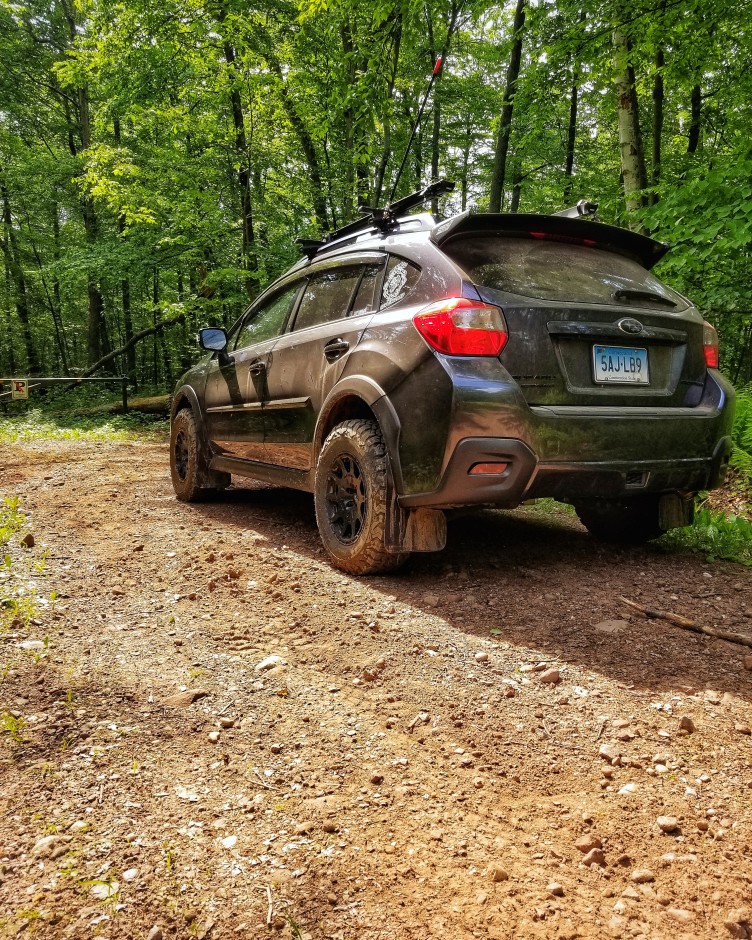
[443,236,687,310]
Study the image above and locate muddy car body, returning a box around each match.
[170,197,735,573]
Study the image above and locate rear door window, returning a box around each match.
[292,267,362,332]
[443,236,687,309]
[350,263,383,317]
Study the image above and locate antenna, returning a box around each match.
[388,56,445,204]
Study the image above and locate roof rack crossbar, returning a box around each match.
[300,179,455,257]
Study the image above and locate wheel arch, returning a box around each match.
[315,379,404,492]
[171,385,206,438]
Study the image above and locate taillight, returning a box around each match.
[413,297,508,356]
[703,320,719,368]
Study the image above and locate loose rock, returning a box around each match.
[31,835,58,858]
[678,716,696,734]
[539,668,561,684]
[631,869,655,884]
[575,834,602,854]
[488,866,509,883]
[582,848,606,867]
[657,815,680,833]
[161,689,210,707]
[255,655,287,672]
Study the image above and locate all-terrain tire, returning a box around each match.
[314,419,409,575]
[170,408,229,501]
[574,495,665,545]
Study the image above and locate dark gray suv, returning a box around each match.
[170,187,735,574]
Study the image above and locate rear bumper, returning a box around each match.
[399,435,731,508]
[398,371,735,508]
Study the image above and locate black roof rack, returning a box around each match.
[296,179,455,259]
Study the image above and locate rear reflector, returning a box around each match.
[703,320,719,368]
[469,462,508,475]
[413,297,508,356]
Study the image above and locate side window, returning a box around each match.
[292,267,362,332]
[349,264,383,318]
[233,284,301,350]
[381,255,421,308]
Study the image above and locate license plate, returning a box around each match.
[593,345,649,385]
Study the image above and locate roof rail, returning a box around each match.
[296,179,455,258]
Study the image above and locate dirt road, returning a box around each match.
[1,438,751,939]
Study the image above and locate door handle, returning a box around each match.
[324,339,350,362]
[249,359,266,376]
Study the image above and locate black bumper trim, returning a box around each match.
[399,438,538,508]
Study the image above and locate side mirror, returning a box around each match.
[199,327,227,352]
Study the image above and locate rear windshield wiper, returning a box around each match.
[612,288,677,307]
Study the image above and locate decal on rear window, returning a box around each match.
[381,256,421,308]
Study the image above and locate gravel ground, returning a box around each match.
[1,438,751,940]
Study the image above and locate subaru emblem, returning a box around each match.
[618,317,643,335]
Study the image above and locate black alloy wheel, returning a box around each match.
[325,452,367,544]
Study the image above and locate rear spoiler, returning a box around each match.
[430,211,670,269]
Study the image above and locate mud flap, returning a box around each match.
[659,493,695,531]
[385,473,447,553]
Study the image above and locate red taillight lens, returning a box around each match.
[413,297,508,356]
[703,320,719,368]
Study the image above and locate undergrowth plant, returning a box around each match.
[659,506,752,566]
[0,408,167,444]
[0,497,51,629]
[731,386,752,481]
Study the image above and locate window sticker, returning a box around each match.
[382,260,410,306]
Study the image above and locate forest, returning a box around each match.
[1,0,751,391]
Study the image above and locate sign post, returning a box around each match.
[11,379,28,400]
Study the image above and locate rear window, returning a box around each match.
[443,236,687,310]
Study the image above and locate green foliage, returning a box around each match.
[0,712,27,744]
[0,408,167,444]
[659,508,752,566]
[731,388,752,480]
[0,496,56,629]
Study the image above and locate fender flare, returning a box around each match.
[315,377,405,493]
[171,385,209,450]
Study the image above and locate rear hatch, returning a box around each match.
[433,213,707,407]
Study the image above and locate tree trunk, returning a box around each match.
[460,115,472,212]
[372,15,402,209]
[687,84,702,154]
[76,86,107,365]
[51,204,70,373]
[563,12,585,202]
[564,75,579,202]
[510,166,522,213]
[1,181,39,373]
[613,26,648,219]
[489,0,527,213]
[651,45,664,198]
[263,49,329,231]
[223,41,259,299]
[114,118,136,382]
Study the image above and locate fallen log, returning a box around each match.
[619,596,752,649]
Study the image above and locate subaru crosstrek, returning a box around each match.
[170,183,735,574]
